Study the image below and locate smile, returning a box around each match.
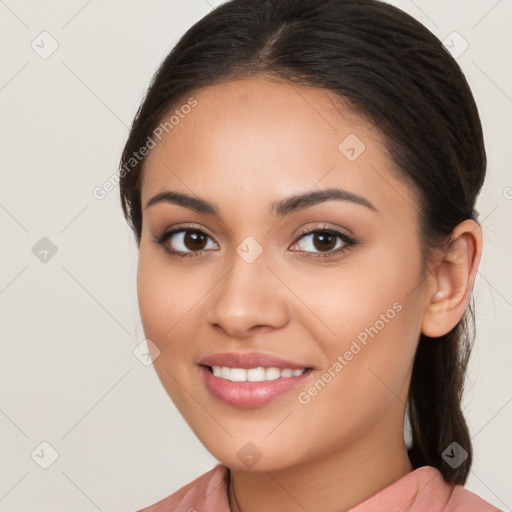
[200,365,314,408]
[207,365,306,382]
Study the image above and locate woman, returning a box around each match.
[119,0,500,510]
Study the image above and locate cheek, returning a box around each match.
[294,303,420,445]
[136,248,200,348]
[297,249,419,348]
[316,251,423,401]
[136,249,202,409]
[298,244,424,409]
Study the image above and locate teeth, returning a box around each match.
[247,367,266,382]
[211,366,306,382]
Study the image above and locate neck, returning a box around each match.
[227,423,413,512]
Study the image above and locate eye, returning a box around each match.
[289,225,356,258]
[153,223,356,259]
[152,225,218,258]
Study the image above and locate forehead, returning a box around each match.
[140,77,416,221]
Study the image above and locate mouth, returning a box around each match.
[199,364,314,408]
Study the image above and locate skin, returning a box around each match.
[136,76,482,512]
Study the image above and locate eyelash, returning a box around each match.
[152,223,357,260]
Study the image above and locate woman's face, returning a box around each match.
[137,77,430,471]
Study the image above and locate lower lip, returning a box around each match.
[200,365,313,408]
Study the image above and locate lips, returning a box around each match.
[197,351,315,408]
[199,365,314,408]
[198,351,313,370]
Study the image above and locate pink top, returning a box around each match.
[138,463,501,512]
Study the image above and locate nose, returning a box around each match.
[205,254,289,338]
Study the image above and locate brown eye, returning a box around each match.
[291,228,355,257]
[153,228,219,257]
[183,231,208,251]
[311,232,337,252]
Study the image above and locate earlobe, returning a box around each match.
[421,220,483,338]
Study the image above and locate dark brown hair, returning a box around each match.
[119,0,486,485]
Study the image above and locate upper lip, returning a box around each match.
[198,351,312,370]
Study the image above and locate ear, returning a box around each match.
[421,219,483,338]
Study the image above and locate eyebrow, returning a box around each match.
[144,187,378,217]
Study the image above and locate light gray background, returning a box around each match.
[1,1,511,511]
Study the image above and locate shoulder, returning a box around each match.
[413,467,501,511]
[349,466,502,512]
[444,483,503,512]
[136,463,230,512]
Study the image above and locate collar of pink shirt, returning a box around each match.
[138,463,501,512]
